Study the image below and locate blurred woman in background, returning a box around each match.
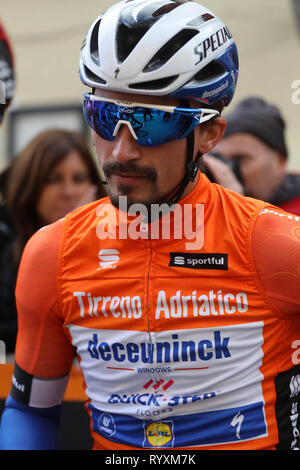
[0,128,107,352]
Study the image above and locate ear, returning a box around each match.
[195,117,226,155]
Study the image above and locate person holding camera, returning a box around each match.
[204,96,300,215]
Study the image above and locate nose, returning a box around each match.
[60,180,81,200]
[111,123,142,164]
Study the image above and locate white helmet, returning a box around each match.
[80,0,239,107]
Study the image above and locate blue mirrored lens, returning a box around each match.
[83,99,199,147]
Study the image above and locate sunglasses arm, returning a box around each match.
[198,110,220,123]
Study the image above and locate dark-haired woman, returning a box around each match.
[0,128,106,353]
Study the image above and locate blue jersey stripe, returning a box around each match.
[88,401,267,448]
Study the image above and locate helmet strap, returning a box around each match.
[163,130,202,207]
[143,101,203,222]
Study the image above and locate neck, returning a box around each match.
[160,172,200,207]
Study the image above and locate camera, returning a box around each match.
[201,151,245,187]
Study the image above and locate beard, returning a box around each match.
[103,160,161,212]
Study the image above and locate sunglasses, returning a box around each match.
[83,93,219,147]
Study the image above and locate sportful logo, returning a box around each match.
[290,374,300,398]
[169,253,228,270]
[98,249,120,270]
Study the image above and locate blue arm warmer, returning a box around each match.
[0,395,61,450]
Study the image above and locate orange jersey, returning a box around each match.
[14,174,300,450]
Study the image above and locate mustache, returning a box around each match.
[103,161,157,183]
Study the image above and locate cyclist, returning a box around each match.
[0,0,299,451]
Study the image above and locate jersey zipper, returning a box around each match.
[142,219,161,408]
[141,219,153,334]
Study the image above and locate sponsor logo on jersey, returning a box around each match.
[290,374,300,398]
[143,378,174,391]
[290,374,300,449]
[98,248,120,270]
[12,374,25,393]
[73,289,248,319]
[156,289,248,318]
[169,252,228,270]
[259,208,300,222]
[145,422,173,447]
[73,291,142,319]
[87,330,231,363]
[97,413,116,437]
[108,391,217,408]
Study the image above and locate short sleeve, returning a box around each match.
[15,219,75,378]
[251,207,300,316]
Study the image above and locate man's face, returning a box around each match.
[92,89,188,209]
[214,132,286,201]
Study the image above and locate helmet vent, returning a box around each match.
[152,3,181,17]
[129,75,178,90]
[116,22,156,63]
[193,60,226,83]
[187,13,214,27]
[143,29,199,72]
[84,65,106,85]
[90,19,101,65]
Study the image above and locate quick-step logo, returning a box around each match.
[169,253,228,270]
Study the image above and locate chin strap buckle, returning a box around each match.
[187,152,202,182]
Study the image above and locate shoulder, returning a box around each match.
[213,183,267,236]
[61,197,111,252]
[252,206,300,239]
[16,218,65,304]
[65,197,110,225]
[251,206,300,315]
[251,206,300,261]
[20,199,108,264]
[21,217,65,266]
[214,181,266,213]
